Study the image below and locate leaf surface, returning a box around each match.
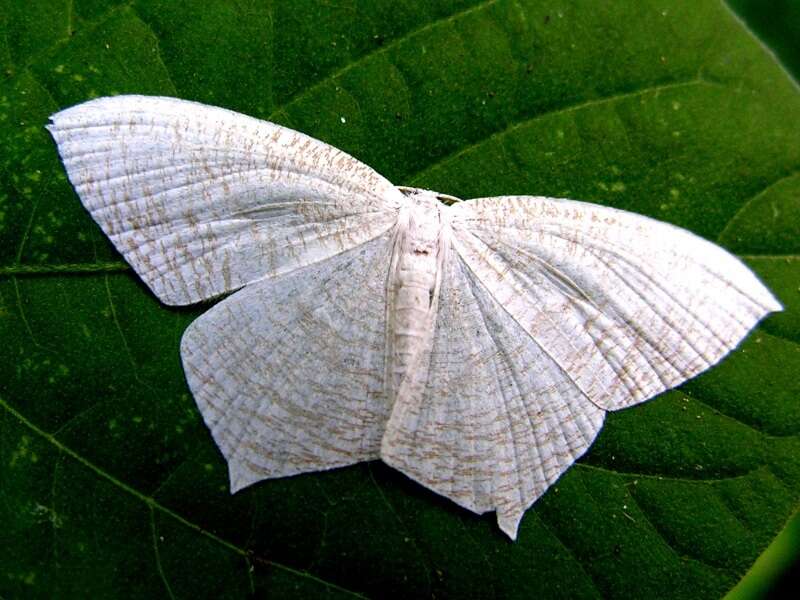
[1,1,799,598]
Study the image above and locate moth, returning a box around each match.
[47,96,781,540]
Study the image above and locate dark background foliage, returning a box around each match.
[723,4,800,598]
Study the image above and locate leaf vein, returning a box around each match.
[625,484,736,573]
[0,397,367,599]
[127,5,178,95]
[408,77,720,185]
[678,384,799,438]
[5,3,134,79]
[576,462,763,485]
[532,512,603,599]
[11,276,46,351]
[104,274,149,389]
[717,170,800,242]
[267,0,500,120]
[0,261,130,277]
[149,506,176,600]
[367,464,433,592]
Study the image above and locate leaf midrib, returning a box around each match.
[1,253,794,278]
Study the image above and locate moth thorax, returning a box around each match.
[408,218,439,258]
[405,191,444,252]
[400,202,442,280]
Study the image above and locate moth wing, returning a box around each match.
[47,95,401,305]
[380,240,606,540]
[181,230,395,491]
[448,195,782,412]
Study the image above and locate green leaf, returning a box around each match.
[726,0,800,82]
[1,1,799,598]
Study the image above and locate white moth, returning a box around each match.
[47,96,782,540]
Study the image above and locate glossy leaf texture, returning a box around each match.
[1,1,799,598]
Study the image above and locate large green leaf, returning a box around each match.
[1,1,799,598]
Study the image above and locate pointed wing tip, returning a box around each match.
[750,271,783,315]
[45,115,63,140]
[751,290,783,324]
[497,511,522,541]
[767,295,784,314]
[47,98,101,124]
[227,459,261,494]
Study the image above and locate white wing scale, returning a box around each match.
[448,196,782,411]
[380,238,605,539]
[382,194,780,538]
[181,232,395,491]
[47,95,402,305]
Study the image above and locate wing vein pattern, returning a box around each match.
[449,195,781,412]
[381,243,606,539]
[181,232,396,491]
[47,95,402,305]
